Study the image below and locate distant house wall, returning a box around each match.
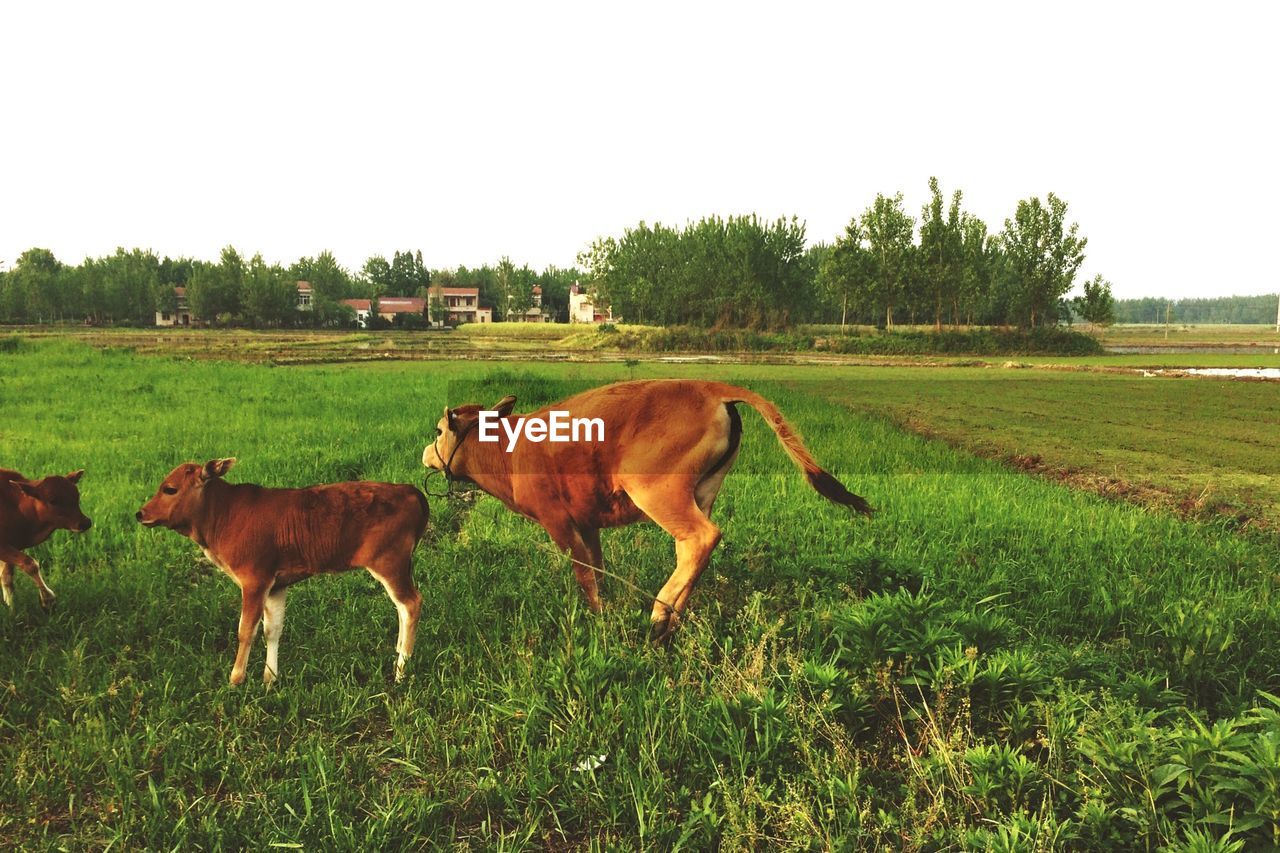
[340,291,492,328]
[428,287,488,326]
[340,299,373,328]
[568,285,613,324]
[296,281,313,311]
[156,287,193,326]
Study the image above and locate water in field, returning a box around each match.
[1135,367,1280,379]
[1181,367,1280,379]
[1108,345,1280,354]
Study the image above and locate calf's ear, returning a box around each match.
[14,480,41,499]
[201,458,237,480]
[65,469,85,484]
[492,395,518,417]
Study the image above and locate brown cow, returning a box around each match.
[1,468,92,610]
[422,379,871,640]
[136,459,429,686]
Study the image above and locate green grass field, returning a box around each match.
[2,340,1279,848]
[1096,323,1280,348]
[813,366,1280,528]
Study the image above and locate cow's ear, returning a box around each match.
[445,406,457,431]
[14,480,40,499]
[201,458,237,480]
[492,395,517,418]
[65,469,85,484]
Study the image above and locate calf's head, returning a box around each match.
[137,458,236,534]
[423,395,517,475]
[12,470,92,533]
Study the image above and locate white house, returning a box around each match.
[156,286,193,326]
[340,298,373,328]
[568,281,614,324]
[429,286,491,326]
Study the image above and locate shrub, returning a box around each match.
[602,325,1104,356]
[392,312,428,330]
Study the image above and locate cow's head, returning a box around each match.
[12,470,92,533]
[423,395,517,475]
[137,459,236,534]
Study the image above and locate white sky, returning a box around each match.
[1,1,1276,299]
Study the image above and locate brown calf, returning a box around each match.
[1,468,92,610]
[422,380,872,640]
[137,459,429,685]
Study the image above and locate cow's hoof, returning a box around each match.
[263,670,277,686]
[229,671,246,687]
[649,613,680,645]
[39,595,56,612]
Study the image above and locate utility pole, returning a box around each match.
[1275,291,1279,334]
[1165,302,1171,340]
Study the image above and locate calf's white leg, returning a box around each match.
[1,563,13,608]
[368,565,421,682]
[262,588,288,684]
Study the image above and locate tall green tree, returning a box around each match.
[360,255,392,301]
[99,248,161,324]
[860,193,916,329]
[390,250,430,295]
[494,256,534,320]
[577,215,810,329]
[821,223,876,330]
[999,194,1086,327]
[159,256,194,286]
[6,248,65,322]
[292,251,355,326]
[1073,274,1115,329]
[187,246,245,322]
[242,254,296,326]
[958,213,996,326]
[919,177,964,330]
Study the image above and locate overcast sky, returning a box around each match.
[1,2,1276,299]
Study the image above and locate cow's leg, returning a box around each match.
[694,447,739,518]
[262,587,288,685]
[622,481,722,642]
[368,560,421,682]
[694,402,741,519]
[567,525,605,612]
[26,564,56,610]
[1,563,14,608]
[230,583,267,686]
[0,546,56,610]
[543,518,604,612]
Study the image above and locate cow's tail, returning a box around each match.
[720,385,874,516]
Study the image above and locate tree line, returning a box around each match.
[2,179,1122,330]
[1114,295,1279,325]
[578,179,1114,330]
[0,247,585,327]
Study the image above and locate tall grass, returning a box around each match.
[0,340,1276,847]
